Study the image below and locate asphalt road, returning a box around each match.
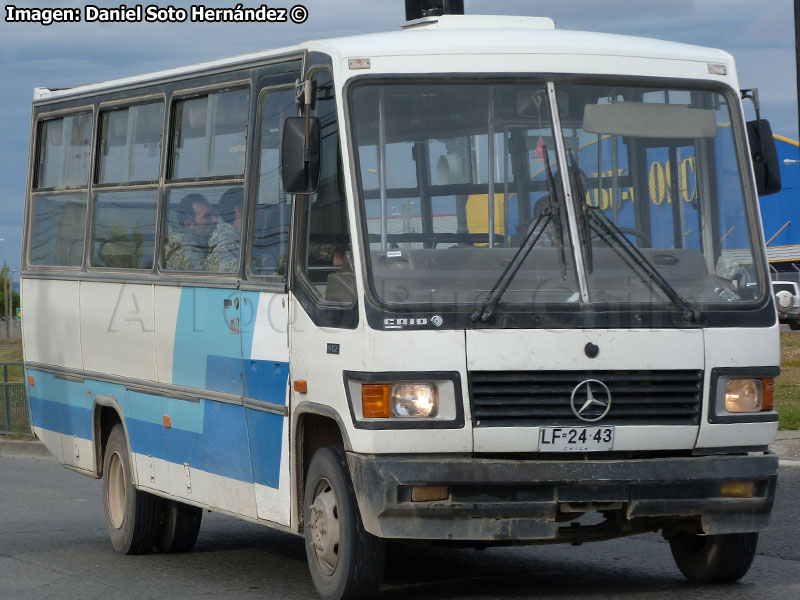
[1,456,799,600]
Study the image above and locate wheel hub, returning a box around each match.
[309,480,340,575]
[107,450,126,529]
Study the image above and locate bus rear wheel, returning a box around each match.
[303,446,385,600]
[103,424,160,554]
[156,499,203,553]
[669,532,758,583]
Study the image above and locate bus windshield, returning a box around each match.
[350,80,765,313]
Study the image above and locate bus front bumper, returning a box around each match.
[347,452,778,542]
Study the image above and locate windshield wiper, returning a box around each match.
[471,145,566,323]
[470,209,555,323]
[543,149,568,279]
[586,208,702,323]
[566,150,593,273]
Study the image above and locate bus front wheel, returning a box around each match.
[303,446,385,600]
[103,424,160,554]
[669,532,758,583]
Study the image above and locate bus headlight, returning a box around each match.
[361,383,439,418]
[725,379,763,413]
[391,384,439,418]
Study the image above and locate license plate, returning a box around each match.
[539,426,614,452]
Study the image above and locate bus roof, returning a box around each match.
[33,15,733,104]
[321,16,732,63]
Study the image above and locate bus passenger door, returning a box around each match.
[243,84,296,526]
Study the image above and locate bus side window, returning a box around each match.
[91,191,158,269]
[295,71,355,305]
[250,87,296,278]
[161,87,250,274]
[28,112,93,267]
[90,101,163,270]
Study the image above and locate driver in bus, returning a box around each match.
[206,187,243,272]
[164,193,217,271]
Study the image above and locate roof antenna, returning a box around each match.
[405,0,464,21]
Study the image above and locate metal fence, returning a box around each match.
[0,363,30,435]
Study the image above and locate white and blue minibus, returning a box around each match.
[22,4,784,598]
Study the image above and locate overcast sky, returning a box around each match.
[1,0,796,276]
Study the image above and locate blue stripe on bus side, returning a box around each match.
[247,409,285,488]
[26,369,285,486]
[240,290,288,488]
[172,287,243,394]
[28,396,93,440]
[244,360,290,405]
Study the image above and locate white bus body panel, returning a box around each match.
[22,278,83,370]
[80,282,157,381]
[290,302,473,455]
[153,286,182,384]
[697,326,780,448]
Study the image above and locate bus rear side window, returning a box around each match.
[170,88,249,180]
[36,113,92,190]
[97,102,164,184]
[29,194,88,267]
[30,111,93,268]
[90,190,158,269]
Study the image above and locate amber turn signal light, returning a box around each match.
[720,481,755,498]
[411,485,449,502]
[362,384,391,418]
[762,378,775,411]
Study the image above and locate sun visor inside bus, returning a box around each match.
[583,103,718,139]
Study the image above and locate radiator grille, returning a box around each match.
[469,370,703,427]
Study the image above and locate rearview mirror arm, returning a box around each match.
[303,79,313,163]
[295,78,315,163]
[741,88,762,136]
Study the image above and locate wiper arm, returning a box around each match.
[471,144,566,323]
[471,209,554,323]
[586,209,701,323]
[566,150,593,273]
[542,149,568,279]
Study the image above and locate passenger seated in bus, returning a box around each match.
[206,188,243,272]
[332,247,345,267]
[163,194,217,271]
[326,248,356,302]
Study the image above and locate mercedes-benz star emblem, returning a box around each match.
[570,379,612,422]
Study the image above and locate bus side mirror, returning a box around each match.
[746,119,782,196]
[281,116,320,194]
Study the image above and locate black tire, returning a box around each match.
[669,532,758,583]
[156,500,203,553]
[790,322,800,330]
[102,424,160,554]
[304,446,385,600]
